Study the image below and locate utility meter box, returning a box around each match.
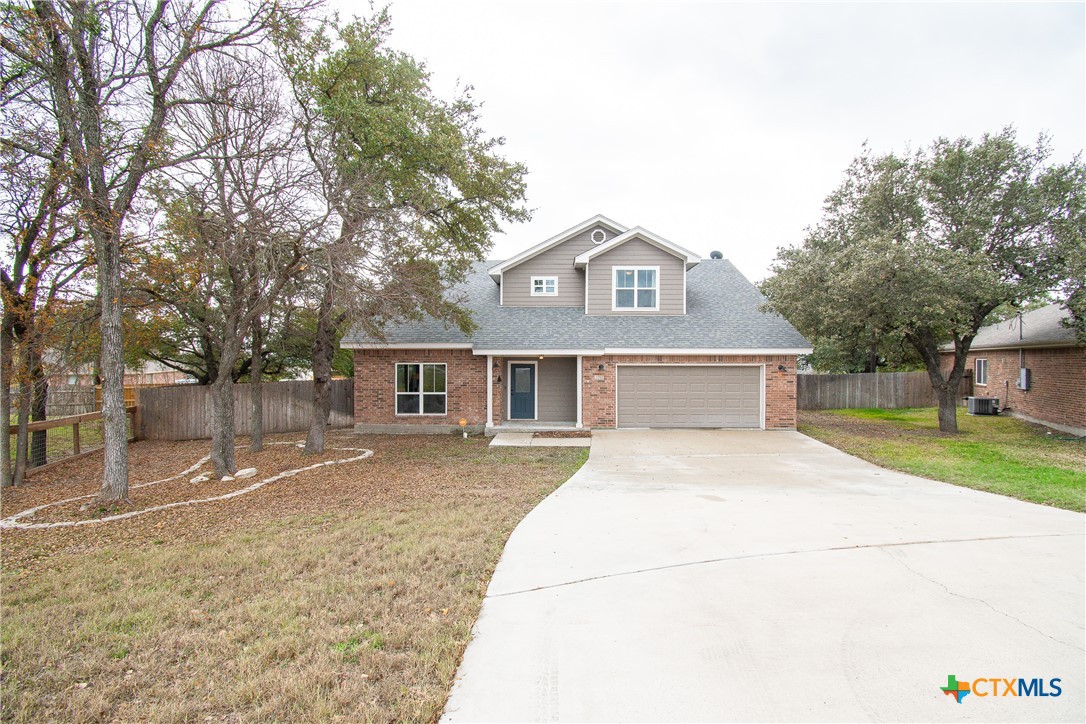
[1017,368,1031,391]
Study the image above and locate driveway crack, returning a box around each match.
[488,532,1084,600]
[882,548,1084,652]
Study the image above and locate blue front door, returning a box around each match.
[510,363,535,419]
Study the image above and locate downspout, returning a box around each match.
[583,261,589,311]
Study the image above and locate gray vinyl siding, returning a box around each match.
[586,238,686,315]
[501,225,618,306]
[536,357,577,421]
[501,356,577,421]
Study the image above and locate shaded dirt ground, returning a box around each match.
[1,431,575,573]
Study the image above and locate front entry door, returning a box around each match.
[509,363,536,420]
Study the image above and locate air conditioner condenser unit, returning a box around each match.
[967,396,1000,415]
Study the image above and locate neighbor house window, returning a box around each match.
[613,267,658,310]
[531,276,558,296]
[975,358,988,386]
[396,363,447,415]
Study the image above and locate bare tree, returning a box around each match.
[2,0,316,501]
[144,53,324,476]
[0,77,88,486]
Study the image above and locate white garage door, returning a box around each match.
[617,366,762,428]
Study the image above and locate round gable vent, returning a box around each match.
[591,229,607,244]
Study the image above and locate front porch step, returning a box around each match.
[486,421,580,435]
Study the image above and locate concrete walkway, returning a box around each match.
[489,432,592,447]
[443,430,1085,722]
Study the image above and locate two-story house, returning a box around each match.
[342,215,811,432]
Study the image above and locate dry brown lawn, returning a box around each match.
[0,431,587,722]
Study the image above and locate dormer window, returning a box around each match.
[613,266,658,310]
[531,276,558,296]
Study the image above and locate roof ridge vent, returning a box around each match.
[710,250,723,260]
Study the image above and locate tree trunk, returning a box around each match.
[29,345,48,468]
[1,311,13,488]
[910,330,966,434]
[305,282,335,454]
[202,331,219,385]
[209,374,237,476]
[250,317,264,453]
[936,385,960,434]
[12,371,30,487]
[98,233,130,503]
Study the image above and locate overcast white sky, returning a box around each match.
[332,0,1084,282]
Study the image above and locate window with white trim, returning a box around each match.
[613,267,658,310]
[974,358,988,386]
[531,276,558,296]
[396,363,447,415]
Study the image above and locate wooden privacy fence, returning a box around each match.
[797,371,937,410]
[46,384,97,417]
[46,384,175,418]
[137,378,354,441]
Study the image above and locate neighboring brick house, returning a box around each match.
[941,304,1085,436]
[342,215,811,433]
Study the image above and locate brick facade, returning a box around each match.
[942,346,1086,432]
[355,350,799,431]
[353,348,487,432]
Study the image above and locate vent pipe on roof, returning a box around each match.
[709,250,723,260]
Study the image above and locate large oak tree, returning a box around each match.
[762,130,1084,432]
[281,11,530,452]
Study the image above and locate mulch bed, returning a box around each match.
[18,444,352,525]
[1,431,566,575]
[533,431,593,439]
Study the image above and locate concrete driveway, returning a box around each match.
[443,430,1084,722]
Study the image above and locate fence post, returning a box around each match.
[72,422,80,455]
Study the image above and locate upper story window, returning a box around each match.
[396,362,447,415]
[531,276,558,296]
[613,266,659,310]
[974,358,988,386]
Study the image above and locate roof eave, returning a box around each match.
[940,341,1080,352]
[573,227,701,268]
[488,214,629,281]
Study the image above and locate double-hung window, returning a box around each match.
[974,358,988,386]
[613,267,659,310]
[531,276,558,296]
[396,363,447,415]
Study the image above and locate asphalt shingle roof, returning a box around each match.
[946,304,1080,351]
[341,259,811,351]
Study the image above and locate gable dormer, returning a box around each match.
[489,215,627,307]
[574,227,700,315]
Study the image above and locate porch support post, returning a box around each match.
[486,354,494,428]
[576,354,583,428]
